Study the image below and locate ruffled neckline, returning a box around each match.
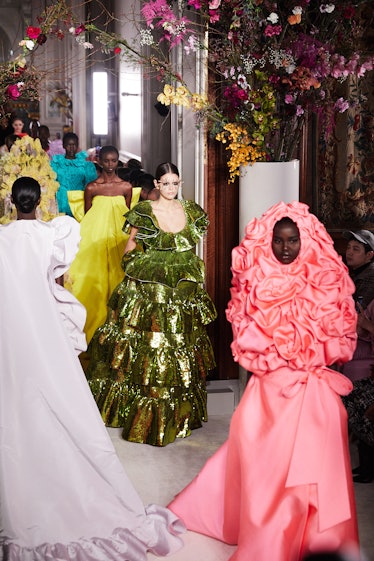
[124,200,208,251]
[51,151,90,166]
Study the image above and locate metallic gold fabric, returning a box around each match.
[87,200,217,446]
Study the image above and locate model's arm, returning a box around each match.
[84,183,95,213]
[124,184,132,209]
[124,227,139,253]
[55,275,64,286]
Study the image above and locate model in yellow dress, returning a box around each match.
[65,146,140,344]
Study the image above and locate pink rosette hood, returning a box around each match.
[226,201,357,376]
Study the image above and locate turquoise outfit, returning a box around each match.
[51,151,98,215]
[87,200,217,446]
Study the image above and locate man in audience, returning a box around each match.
[343,229,374,308]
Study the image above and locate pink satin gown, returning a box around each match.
[169,201,360,561]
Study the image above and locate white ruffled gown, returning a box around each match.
[0,216,185,560]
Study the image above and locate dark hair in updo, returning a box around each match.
[11,177,41,214]
[99,145,119,160]
[154,162,179,182]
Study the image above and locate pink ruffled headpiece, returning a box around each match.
[226,201,357,375]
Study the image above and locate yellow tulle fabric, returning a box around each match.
[65,189,140,344]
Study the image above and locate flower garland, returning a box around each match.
[0,136,59,224]
[0,2,75,118]
[139,0,374,181]
[1,1,373,184]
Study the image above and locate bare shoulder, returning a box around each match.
[118,179,133,194]
[86,177,105,194]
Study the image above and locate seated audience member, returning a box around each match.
[342,298,374,483]
[343,363,374,484]
[11,116,28,138]
[341,298,374,382]
[343,229,374,308]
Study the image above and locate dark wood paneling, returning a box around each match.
[204,130,311,380]
[204,138,239,380]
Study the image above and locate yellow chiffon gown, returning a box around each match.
[65,188,141,344]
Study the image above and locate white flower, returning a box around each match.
[320,4,335,13]
[241,56,258,74]
[75,36,93,49]
[267,12,279,24]
[269,48,295,71]
[25,40,35,51]
[69,27,76,34]
[140,29,154,46]
[292,6,303,15]
[209,0,221,9]
[237,74,248,90]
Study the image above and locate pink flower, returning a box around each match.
[264,24,282,37]
[74,24,86,36]
[209,10,220,23]
[223,84,248,109]
[188,0,201,8]
[209,0,221,8]
[334,97,349,113]
[142,0,174,26]
[285,94,294,104]
[6,84,21,100]
[26,26,41,40]
[357,59,374,77]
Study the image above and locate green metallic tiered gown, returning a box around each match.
[87,200,217,446]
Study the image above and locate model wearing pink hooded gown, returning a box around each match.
[168,201,360,561]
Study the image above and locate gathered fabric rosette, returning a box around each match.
[226,201,358,375]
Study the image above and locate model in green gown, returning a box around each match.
[87,199,217,446]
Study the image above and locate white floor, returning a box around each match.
[108,413,374,561]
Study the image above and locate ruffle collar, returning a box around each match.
[124,200,208,250]
[51,151,90,167]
